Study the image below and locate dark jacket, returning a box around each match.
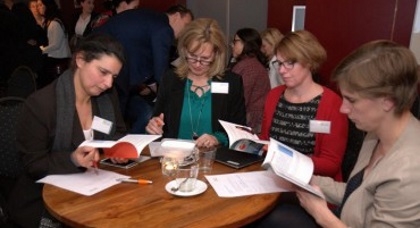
[154,69,247,138]
[8,79,126,227]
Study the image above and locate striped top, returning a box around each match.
[269,94,321,155]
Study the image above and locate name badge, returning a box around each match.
[309,120,331,134]
[211,82,229,94]
[91,116,113,135]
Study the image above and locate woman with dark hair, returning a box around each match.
[230,28,270,133]
[8,33,127,227]
[37,0,71,87]
[91,0,139,28]
[69,0,99,52]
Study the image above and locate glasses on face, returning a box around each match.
[273,59,296,70]
[185,54,213,66]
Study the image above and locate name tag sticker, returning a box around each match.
[92,116,113,135]
[211,82,229,94]
[309,120,331,134]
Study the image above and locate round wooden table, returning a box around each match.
[43,157,280,227]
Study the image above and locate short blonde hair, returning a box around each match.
[261,28,284,56]
[276,30,326,73]
[175,18,227,78]
[333,40,420,115]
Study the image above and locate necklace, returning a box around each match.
[191,84,210,96]
[187,80,208,140]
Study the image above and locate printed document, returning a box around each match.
[37,169,129,196]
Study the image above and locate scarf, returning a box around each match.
[52,70,115,151]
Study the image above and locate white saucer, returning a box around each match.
[165,180,208,197]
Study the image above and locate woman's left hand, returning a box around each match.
[195,134,219,148]
[296,186,345,227]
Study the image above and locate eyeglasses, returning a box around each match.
[185,57,213,66]
[273,60,296,70]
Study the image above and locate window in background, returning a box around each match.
[292,5,305,31]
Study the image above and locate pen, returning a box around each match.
[92,161,99,175]
[117,178,153,185]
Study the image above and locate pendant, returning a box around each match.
[192,132,199,140]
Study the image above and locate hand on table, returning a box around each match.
[195,133,219,148]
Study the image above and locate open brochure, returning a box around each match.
[219,120,269,155]
[79,134,162,158]
[262,138,325,198]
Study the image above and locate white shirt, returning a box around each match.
[40,20,71,58]
[75,14,91,36]
[268,56,284,88]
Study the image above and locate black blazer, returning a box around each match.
[153,69,247,139]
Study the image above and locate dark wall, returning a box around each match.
[267,0,417,89]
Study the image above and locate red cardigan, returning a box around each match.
[260,85,348,181]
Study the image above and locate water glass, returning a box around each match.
[175,165,199,192]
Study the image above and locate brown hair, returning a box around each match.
[332,40,420,115]
[275,30,326,73]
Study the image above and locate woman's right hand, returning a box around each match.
[145,113,165,135]
[71,146,100,168]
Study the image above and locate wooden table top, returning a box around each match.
[43,157,281,228]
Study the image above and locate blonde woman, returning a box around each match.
[261,28,284,88]
[146,18,246,148]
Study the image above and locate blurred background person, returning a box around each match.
[91,0,139,28]
[261,27,284,88]
[95,4,193,134]
[259,30,348,180]
[28,0,43,26]
[37,0,71,88]
[8,33,127,227]
[69,0,98,52]
[145,18,246,148]
[230,27,270,133]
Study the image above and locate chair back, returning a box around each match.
[411,93,420,119]
[7,65,37,98]
[0,97,25,179]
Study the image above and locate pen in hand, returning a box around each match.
[92,160,99,175]
[117,178,153,185]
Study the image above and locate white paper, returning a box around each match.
[262,138,324,198]
[218,120,269,147]
[149,138,196,157]
[205,170,293,197]
[79,134,162,157]
[37,169,129,196]
[148,141,162,157]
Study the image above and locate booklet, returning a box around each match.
[262,138,325,198]
[79,134,162,158]
[218,120,269,155]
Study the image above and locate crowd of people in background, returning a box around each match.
[1,1,420,228]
